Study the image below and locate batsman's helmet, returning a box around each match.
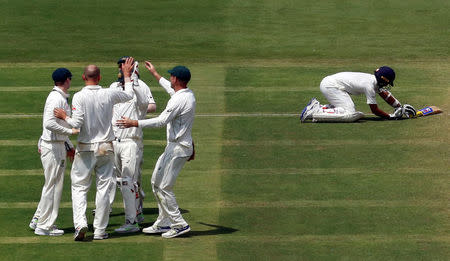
[374,66,395,87]
[117,56,130,65]
[116,56,130,84]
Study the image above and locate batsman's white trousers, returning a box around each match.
[110,139,143,223]
[71,146,114,236]
[319,77,356,113]
[314,77,365,122]
[33,140,66,230]
[151,142,191,229]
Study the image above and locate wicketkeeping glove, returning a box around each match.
[401,104,416,118]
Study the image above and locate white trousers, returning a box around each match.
[33,141,66,230]
[71,148,114,236]
[319,78,356,113]
[110,139,143,223]
[151,142,191,229]
[314,78,364,122]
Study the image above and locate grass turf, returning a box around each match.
[0,0,449,260]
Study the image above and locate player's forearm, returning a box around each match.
[44,119,73,135]
[159,77,175,96]
[379,90,401,108]
[149,69,162,82]
[138,115,168,128]
[369,104,390,119]
[65,115,83,129]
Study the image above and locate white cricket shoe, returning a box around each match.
[74,226,88,241]
[161,225,190,239]
[114,221,140,234]
[300,98,320,122]
[29,216,38,230]
[34,226,64,236]
[142,224,171,234]
[93,233,109,240]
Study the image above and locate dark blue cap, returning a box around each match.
[168,66,191,82]
[52,68,72,83]
[374,66,395,86]
[117,56,130,64]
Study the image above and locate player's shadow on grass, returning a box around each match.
[301,116,408,123]
[189,222,238,237]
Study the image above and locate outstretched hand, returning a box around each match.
[144,61,156,73]
[121,57,135,78]
[116,116,138,129]
[54,108,67,120]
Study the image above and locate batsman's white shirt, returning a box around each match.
[110,79,155,140]
[68,84,134,143]
[138,77,195,150]
[321,72,379,105]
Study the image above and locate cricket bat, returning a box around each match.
[415,106,442,117]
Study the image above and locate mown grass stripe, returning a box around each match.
[0,234,448,244]
[0,58,448,68]
[0,112,447,119]
[0,167,447,176]
[0,138,445,147]
[1,199,447,209]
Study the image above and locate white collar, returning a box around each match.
[53,86,70,98]
[83,85,101,90]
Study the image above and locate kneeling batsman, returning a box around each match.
[300,66,416,122]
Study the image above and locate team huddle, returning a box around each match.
[30,57,196,240]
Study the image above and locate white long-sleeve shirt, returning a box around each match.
[322,72,380,104]
[138,77,195,148]
[67,83,133,143]
[40,87,73,145]
[110,79,155,140]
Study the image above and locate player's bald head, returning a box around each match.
[83,65,100,79]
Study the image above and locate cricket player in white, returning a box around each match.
[54,59,136,241]
[30,68,79,236]
[108,57,156,233]
[301,66,415,122]
[117,62,195,238]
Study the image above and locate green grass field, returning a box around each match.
[0,0,448,260]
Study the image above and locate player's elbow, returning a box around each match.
[147,103,157,113]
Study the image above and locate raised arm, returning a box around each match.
[145,60,175,96]
[111,57,135,104]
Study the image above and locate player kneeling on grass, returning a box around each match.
[300,66,416,123]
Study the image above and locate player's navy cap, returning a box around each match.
[374,66,395,86]
[52,68,72,82]
[117,56,130,64]
[168,66,191,82]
